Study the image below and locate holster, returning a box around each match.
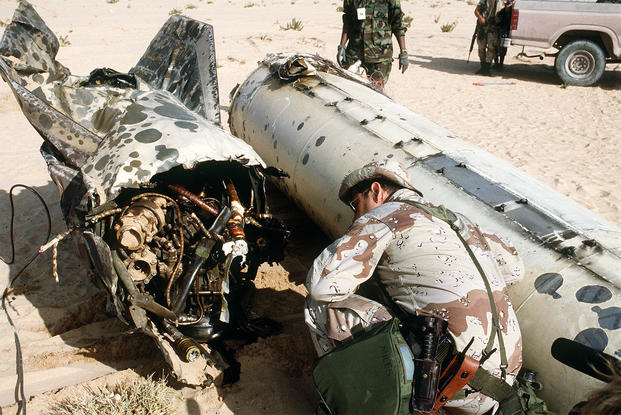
[433,341,479,412]
[404,315,479,414]
[407,316,448,413]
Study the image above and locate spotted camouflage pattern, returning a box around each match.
[341,0,407,82]
[305,188,523,414]
[0,1,264,203]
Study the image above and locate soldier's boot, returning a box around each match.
[493,54,505,71]
[475,62,491,76]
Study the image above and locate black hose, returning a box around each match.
[171,207,232,317]
[1,184,53,415]
[172,253,209,316]
[1,184,52,267]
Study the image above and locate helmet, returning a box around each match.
[338,159,422,204]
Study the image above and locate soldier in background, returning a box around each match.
[474,0,504,75]
[337,0,409,89]
[305,160,524,414]
[495,0,515,71]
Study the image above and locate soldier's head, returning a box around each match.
[339,160,421,220]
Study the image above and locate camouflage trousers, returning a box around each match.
[305,294,499,415]
[477,27,500,63]
[344,49,393,87]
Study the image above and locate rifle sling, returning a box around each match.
[379,199,525,414]
[400,200,508,372]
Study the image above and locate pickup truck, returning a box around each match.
[509,0,621,86]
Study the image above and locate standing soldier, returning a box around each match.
[474,0,504,75]
[495,0,515,71]
[337,0,409,89]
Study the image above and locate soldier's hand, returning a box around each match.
[398,51,409,73]
[337,44,347,67]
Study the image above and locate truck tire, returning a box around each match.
[555,40,606,86]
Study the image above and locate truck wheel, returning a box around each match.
[555,40,606,86]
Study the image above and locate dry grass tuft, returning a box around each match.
[280,18,304,31]
[169,8,183,15]
[440,21,457,32]
[59,35,71,46]
[47,375,175,415]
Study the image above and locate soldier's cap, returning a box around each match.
[338,159,423,204]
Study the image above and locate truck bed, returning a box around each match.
[511,0,621,57]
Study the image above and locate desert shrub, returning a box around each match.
[48,375,175,415]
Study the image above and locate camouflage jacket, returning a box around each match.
[306,189,524,379]
[342,0,407,63]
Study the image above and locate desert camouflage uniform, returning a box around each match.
[342,0,407,83]
[305,188,523,415]
[477,0,504,63]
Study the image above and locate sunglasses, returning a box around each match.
[348,188,371,212]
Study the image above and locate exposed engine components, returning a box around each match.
[125,248,158,282]
[103,170,289,349]
[115,196,167,251]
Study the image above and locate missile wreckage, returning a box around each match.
[2,1,620,412]
[229,53,621,413]
[0,2,288,385]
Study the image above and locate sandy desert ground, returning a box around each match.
[0,0,619,413]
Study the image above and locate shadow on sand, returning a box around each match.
[212,182,327,414]
[411,54,621,88]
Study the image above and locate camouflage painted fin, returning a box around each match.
[131,15,221,125]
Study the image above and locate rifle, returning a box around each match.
[467,23,479,63]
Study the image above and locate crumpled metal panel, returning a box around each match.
[132,15,221,125]
[1,2,283,387]
[0,1,264,202]
[80,87,264,200]
[0,1,69,83]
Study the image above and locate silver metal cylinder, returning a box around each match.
[229,54,621,413]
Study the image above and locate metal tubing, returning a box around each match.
[224,178,245,240]
[168,184,220,216]
[129,192,185,306]
[172,253,209,316]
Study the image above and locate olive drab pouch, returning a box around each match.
[510,369,556,415]
[312,318,413,415]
